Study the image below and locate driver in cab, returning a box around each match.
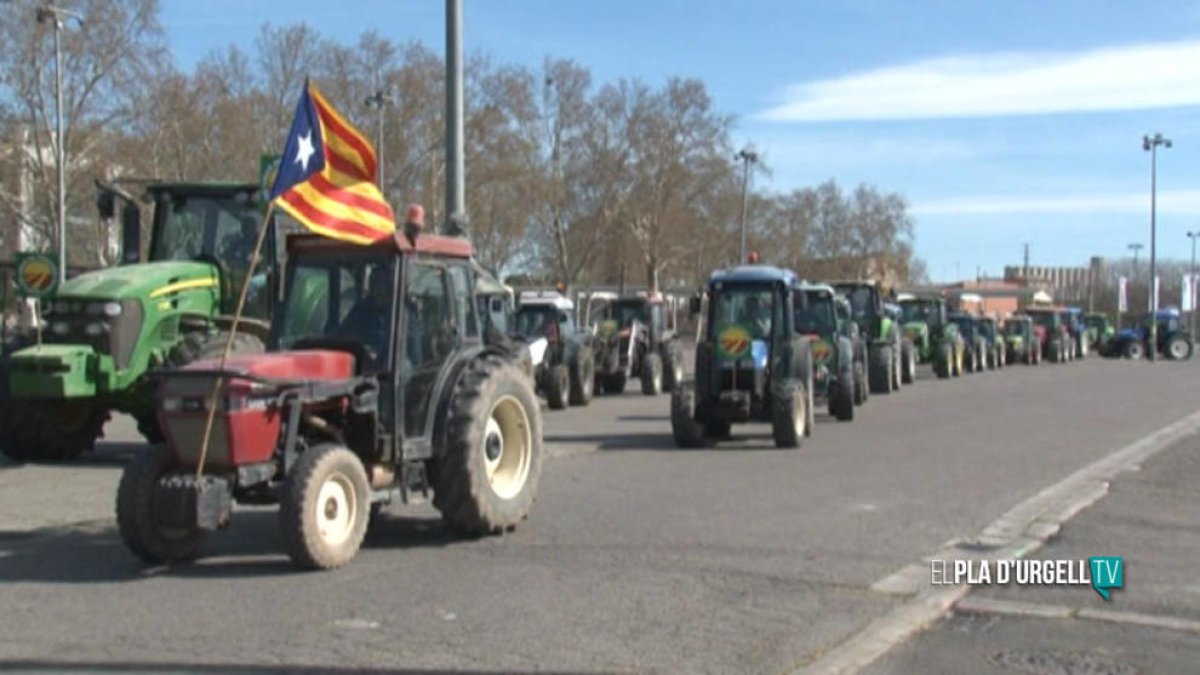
[336,270,392,364]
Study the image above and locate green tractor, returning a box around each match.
[794,283,856,421]
[0,182,279,461]
[829,280,914,394]
[1083,312,1115,351]
[672,265,814,448]
[898,294,964,378]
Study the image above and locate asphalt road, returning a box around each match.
[1,355,1199,673]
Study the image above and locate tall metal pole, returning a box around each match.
[364,89,392,192]
[1189,232,1198,339]
[1143,133,1171,362]
[37,5,80,285]
[444,0,466,238]
[736,146,757,263]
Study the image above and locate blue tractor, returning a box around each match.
[1102,309,1194,360]
[671,265,815,448]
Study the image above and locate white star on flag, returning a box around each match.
[295,131,315,171]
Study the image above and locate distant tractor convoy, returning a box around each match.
[1,192,1181,569]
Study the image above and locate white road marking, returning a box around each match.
[957,596,1200,635]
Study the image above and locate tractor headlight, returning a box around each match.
[84,322,109,336]
[53,300,70,315]
[160,397,182,412]
[85,301,123,317]
[50,321,70,336]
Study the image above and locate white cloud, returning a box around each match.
[761,41,1200,122]
[912,189,1200,217]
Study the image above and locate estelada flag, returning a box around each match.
[270,80,395,244]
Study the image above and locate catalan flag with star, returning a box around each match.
[270,80,395,244]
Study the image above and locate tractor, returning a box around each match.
[898,294,964,378]
[117,230,543,570]
[1003,315,1042,365]
[1083,312,1115,351]
[591,293,684,396]
[671,265,814,448]
[1,181,279,461]
[975,315,1006,369]
[829,280,914,393]
[948,312,989,373]
[1025,307,1072,363]
[512,292,595,409]
[795,283,855,421]
[839,295,870,407]
[1101,309,1194,360]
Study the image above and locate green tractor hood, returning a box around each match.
[56,261,218,301]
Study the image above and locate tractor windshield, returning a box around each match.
[837,285,876,322]
[1028,312,1056,329]
[950,316,975,337]
[611,301,649,328]
[977,320,997,341]
[276,248,396,369]
[796,293,836,335]
[712,285,778,340]
[515,307,559,340]
[901,301,942,326]
[148,189,271,318]
[1004,320,1029,337]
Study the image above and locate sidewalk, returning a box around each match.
[867,430,1200,674]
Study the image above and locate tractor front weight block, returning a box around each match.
[155,474,233,532]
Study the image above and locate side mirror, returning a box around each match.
[121,201,141,265]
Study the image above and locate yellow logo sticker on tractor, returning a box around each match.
[717,324,752,360]
[810,338,831,363]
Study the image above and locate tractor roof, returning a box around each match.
[797,281,836,297]
[474,263,509,295]
[828,279,882,288]
[144,182,261,200]
[710,265,797,286]
[286,231,473,259]
[518,292,574,311]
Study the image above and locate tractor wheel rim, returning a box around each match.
[483,395,532,500]
[793,395,805,437]
[316,471,357,547]
[1170,341,1187,359]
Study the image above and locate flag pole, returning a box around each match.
[193,201,276,482]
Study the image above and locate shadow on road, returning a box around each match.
[0,511,465,583]
[0,441,141,471]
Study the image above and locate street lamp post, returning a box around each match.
[36,4,82,286]
[1143,132,1171,362]
[1188,232,1199,338]
[364,88,393,192]
[736,146,758,263]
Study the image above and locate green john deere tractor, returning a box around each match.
[898,294,964,379]
[0,181,280,461]
[829,280,914,393]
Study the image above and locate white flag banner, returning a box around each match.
[1184,274,1195,312]
[1118,276,1127,313]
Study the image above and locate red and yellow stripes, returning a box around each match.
[276,81,395,245]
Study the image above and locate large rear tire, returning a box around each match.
[852,360,868,406]
[545,364,569,410]
[829,379,854,422]
[568,346,594,406]
[900,341,916,385]
[1123,340,1146,360]
[662,341,684,392]
[935,344,952,379]
[1166,335,1192,361]
[279,443,371,570]
[670,382,709,448]
[771,379,807,449]
[868,345,893,394]
[641,352,663,396]
[1,399,109,462]
[433,357,543,535]
[117,446,206,564]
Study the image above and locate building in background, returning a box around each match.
[1004,257,1105,309]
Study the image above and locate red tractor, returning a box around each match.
[117,231,543,570]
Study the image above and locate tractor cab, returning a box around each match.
[948,312,978,341]
[830,280,909,393]
[794,282,857,421]
[129,228,544,570]
[515,293,577,346]
[1025,307,1072,362]
[670,265,815,448]
[898,295,963,378]
[1083,312,1114,349]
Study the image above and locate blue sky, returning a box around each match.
[161,1,1200,282]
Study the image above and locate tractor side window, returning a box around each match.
[280,266,330,341]
[448,265,478,339]
[403,263,455,439]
